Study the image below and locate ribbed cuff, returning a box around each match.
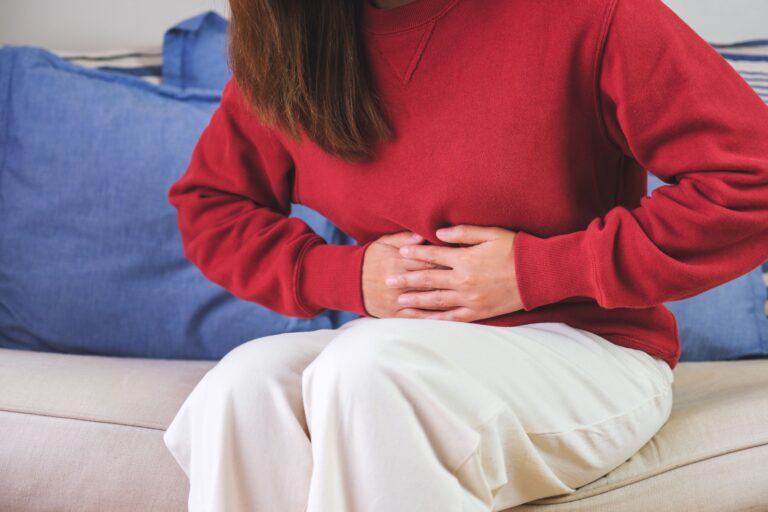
[295,240,375,317]
[513,229,600,310]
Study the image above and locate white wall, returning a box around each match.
[663,0,768,44]
[0,0,229,51]
[0,0,766,51]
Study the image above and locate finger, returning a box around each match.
[397,289,463,310]
[417,306,477,322]
[435,225,504,245]
[379,231,424,248]
[399,243,460,267]
[393,306,456,319]
[400,259,451,271]
[386,268,454,290]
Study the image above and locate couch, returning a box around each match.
[2,13,768,512]
[1,346,767,511]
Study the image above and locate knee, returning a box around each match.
[301,319,406,404]
[194,334,297,403]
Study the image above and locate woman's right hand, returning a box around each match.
[361,231,447,318]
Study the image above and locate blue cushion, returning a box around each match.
[0,46,346,360]
[647,174,768,361]
[162,11,231,92]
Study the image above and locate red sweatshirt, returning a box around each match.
[168,0,768,370]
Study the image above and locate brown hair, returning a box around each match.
[227,0,395,162]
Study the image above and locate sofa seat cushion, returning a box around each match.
[0,347,216,512]
[512,359,768,510]
[0,347,215,431]
[1,348,767,511]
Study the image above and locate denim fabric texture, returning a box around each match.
[162,11,231,92]
[0,45,349,359]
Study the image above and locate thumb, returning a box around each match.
[378,231,424,248]
[435,225,499,245]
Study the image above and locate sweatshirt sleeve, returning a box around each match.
[168,78,373,318]
[513,0,768,311]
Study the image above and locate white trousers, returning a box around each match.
[163,318,674,512]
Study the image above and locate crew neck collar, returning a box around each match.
[362,0,459,34]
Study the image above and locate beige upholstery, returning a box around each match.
[509,358,768,511]
[0,347,766,511]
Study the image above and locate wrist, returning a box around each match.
[296,239,375,316]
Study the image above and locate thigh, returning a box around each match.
[335,317,672,432]
[163,326,350,512]
[180,326,343,425]
[214,327,340,377]
[326,318,674,492]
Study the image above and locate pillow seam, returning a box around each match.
[0,49,15,179]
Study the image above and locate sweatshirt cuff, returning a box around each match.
[295,240,375,317]
[513,229,601,310]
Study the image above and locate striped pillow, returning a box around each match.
[712,40,768,317]
[50,47,162,85]
[711,39,768,105]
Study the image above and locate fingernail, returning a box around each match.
[386,276,399,286]
[411,233,422,241]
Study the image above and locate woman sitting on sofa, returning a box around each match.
[162,0,768,510]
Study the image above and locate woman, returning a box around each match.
[162,0,768,510]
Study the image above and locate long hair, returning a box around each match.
[227,0,395,162]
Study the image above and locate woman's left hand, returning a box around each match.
[386,225,524,322]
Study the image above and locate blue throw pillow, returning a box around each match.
[647,174,768,361]
[162,11,231,92]
[0,46,346,360]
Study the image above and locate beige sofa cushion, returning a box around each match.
[0,348,766,511]
[0,348,214,512]
[510,358,768,511]
[0,347,214,431]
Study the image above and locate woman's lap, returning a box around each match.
[334,317,673,435]
[324,318,674,504]
[167,317,674,511]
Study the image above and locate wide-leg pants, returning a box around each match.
[163,317,674,512]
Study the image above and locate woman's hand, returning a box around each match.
[361,231,448,318]
[386,225,524,322]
